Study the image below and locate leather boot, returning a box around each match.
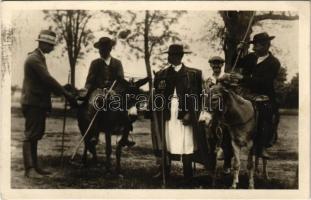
[32,141,51,175]
[23,141,43,178]
[23,140,34,173]
[182,154,193,180]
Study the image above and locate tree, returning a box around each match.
[274,66,288,107]
[219,11,299,71]
[43,10,95,86]
[102,10,186,90]
[285,73,299,108]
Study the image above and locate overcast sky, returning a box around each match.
[11,11,298,89]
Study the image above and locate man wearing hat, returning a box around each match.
[152,44,203,182]
[230,32,281,158]
[204,56,233,174]
[21,30,77,178]
[83,37,135,147]
[206,56,225,88]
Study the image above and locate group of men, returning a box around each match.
[20,29,280,181]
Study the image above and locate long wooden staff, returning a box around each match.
[231,11,256,72]
[70,80,117,160]
[60,71,71,164]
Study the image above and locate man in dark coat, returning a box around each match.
[83,37,135,147]
[231,32,281,158]
[21,30,77,178]
[151,44,202,181]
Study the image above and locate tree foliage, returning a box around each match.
[102,10,186,70]
[43,10,95,86]
[218,11,298,71]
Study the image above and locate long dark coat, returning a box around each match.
[237,52,281,105]
[150,64,209,164]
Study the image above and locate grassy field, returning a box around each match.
[11,106,298,189]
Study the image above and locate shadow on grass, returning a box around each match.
[11,155,297,189]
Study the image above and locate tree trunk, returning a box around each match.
[68,55,76,87]
[220,11,254,72]
[144,11,162,154]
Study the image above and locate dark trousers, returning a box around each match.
[182,154,193,179]
[254,102,275,155]
[159,154,193,179]
[22,105,47,171]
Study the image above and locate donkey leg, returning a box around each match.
[116,143,123,177]
[247,151,255,189]
[87,141,98,165]
[255,156,260,176]
[263,158,269,180]
[81,143,88,166]
[105,133,112,172]
[230,142,240,189]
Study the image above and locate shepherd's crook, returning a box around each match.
[70,80,117,160]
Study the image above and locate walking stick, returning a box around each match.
[161,109,167,187]
[70,80,117,160]
[231,11,256,72]
[60,72,71,165]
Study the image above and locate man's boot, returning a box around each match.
[32,141,51,175]
[23,140,43,178]
[182,154,193,181]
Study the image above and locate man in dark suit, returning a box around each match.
[83,37,135,147]
[21,30,77,178]
[231,32,281,158]
[152,44,202,181]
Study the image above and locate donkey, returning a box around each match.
[199,82,256,189]
[66,77,148,176]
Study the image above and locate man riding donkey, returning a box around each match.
[227,32,281,177]
[21,30,77,178]
[151,44,204,184]
[81,37,136,148]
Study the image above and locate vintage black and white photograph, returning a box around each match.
[0,1,310,199]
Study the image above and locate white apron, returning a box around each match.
[165,89,196,155]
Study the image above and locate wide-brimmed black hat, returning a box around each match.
[209,56,225,65]
[94,37,116,49]
[249,32,275,44]
[162,44,191,54]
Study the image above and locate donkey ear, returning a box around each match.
[134,77,149,88]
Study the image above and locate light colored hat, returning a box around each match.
[36,30,57,45]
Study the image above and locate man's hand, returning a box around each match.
[108,89,117,97]
[182,113,191,125]
[236,41,248,51]
[64,91,78,107]
[230,73,243,80]
[78,88,88,98]
[218,73,231,82]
